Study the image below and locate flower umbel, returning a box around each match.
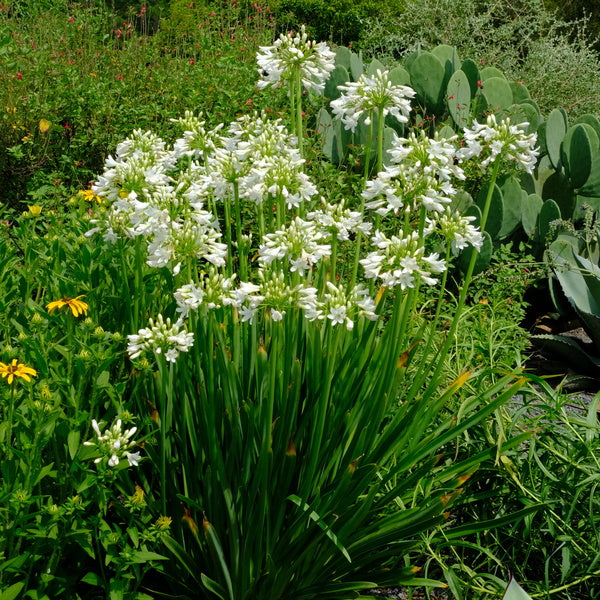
[256,25,335,95]
[0,359,37,384]
[331,69,416,132]
[456,115,539,173]
[127,314,195,363]
[46,295,89,317]
[83,417,141,468]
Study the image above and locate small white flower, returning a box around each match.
[84,417,141,469]
[457,115,539,173]
[331,69,415,132]
[127,314,194,363]
[256,25,335,95]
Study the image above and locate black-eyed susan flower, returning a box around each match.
[78,189,102,203]
[0,359,38,384]
[46,295,89,317]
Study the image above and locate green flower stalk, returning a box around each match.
[331,69,416,176]
[256,25,335,157]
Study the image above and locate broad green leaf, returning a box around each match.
[0,582,25,600]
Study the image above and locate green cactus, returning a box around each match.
[498,176,523,238]
[349,51,363,82]
[481,77,513,112]
[334,46,352,72]
[324,65,349,100]
[366,57,386,77]
[574,114,600,142]
[533,230,600,374]
[460,59,480,99]
[479,66,505,81]
[509,81,531,104]
[432,44,460,85]
[561,124,595,189]
[545,108,568,170]
[521,193,544,238]
[535,198,561,244]
[476,182,503,239]
[446,69,471,129]
[407,51,446,114]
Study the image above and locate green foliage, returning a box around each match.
[269,0,397,46]
[0,1,275,209]
[358,0,600,119]
[534,209,600,374]
[0,209,170,598]
[435,381,600,598]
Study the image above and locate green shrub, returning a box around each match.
[358,0,600,118]
[0,1,275,210]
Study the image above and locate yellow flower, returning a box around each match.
[27,205,42,216]
[46,295,89,317]
[0,359,38,384]
[78,189,102,203]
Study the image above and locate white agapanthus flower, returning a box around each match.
[456,115,539,173]
[83,418,141,468]
[145,219,227,272]
[171,111,225,160]
[235,270,305,323]
[256,25,336,94]
[330,69,416,131]
[306,198,372,241]
[127,314,194,363]
[434,210,484,255]
[258,216,331,274]
[239,154,317,207]
[174,269,237,317]
[360,230,446,289]
[321,282,378,330]
[363,132,464,217]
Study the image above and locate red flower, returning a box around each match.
[16,72,22,79]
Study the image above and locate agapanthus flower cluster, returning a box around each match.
[456,115,539,173]
[233,270,305,323]
[363,132,465,217]
[127,314,194,363]
[307,198,372,241]
[361,231,446,289]
[433,210,484,256]
[258,216,331,274]
[301,281,378,330]
[331,69,416,131]
[186,113,316,209]
[88,112,324,277]
[256,25,335,94]
[174,268,237,317]
[84,418,141,468]
[171,111,224,160]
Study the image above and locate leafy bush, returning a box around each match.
[0,1,275,209]
[357,0,600,118]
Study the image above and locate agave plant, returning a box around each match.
[533,215,600,375]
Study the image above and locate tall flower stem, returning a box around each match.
[363,111,374,185]
[223,195,234,278]
[423,159,501,396]
[233,182,247,281]
[295,69,304,160]
[376,106,385,174]
[157,357,174,516]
